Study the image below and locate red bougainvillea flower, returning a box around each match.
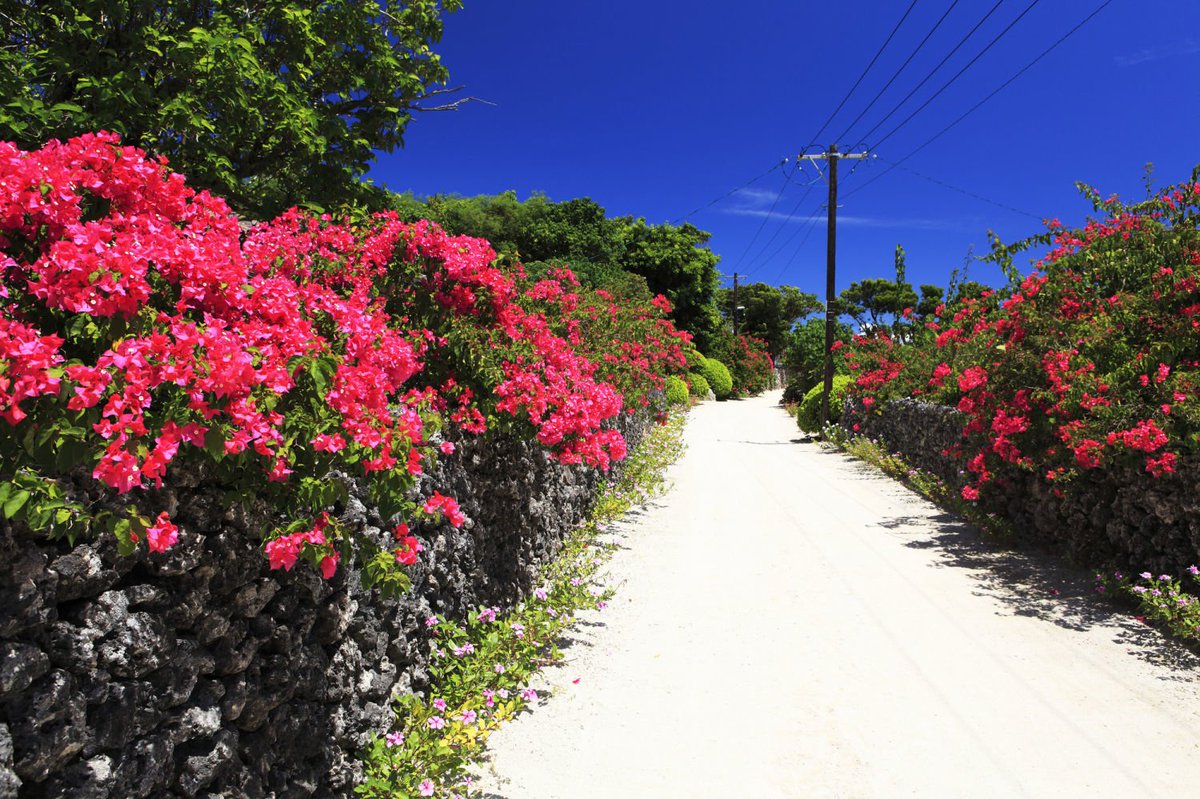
[394,535,421,566]
[145,512,179,553]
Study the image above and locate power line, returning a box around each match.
[740,166,825,275]
[856,0,1006,147]
[768,201,827,284]
[871,0,1043,149]
[835,0,963,144]
[809,0,920,145]
[876,157,1041,218]
[727,168,792,274]
[670,157,789,225]
[846,0,1114,200]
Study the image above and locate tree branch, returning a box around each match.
[412,85,495,112]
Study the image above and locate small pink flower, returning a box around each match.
[534,588,548,601]
[493,664,505,674]
[432,698,447,712]
[145,512,179,553]
[425,616,439,628]
[385,731,404,748]
[461,709,477,724]
[520,688,538,701]
[427,716,445,730]
[439,441,455,454]
[419,778,435,797]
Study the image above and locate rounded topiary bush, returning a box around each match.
[664,375,689,405]
[797,374,852,433]
[687,371,710,398]
[697,356,733,400]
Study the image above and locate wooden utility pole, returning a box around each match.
[798,144,869,431]
[732,272,740,336]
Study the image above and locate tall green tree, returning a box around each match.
[717,282,822,358]
[0,0,461,218]
[618,219,722,350]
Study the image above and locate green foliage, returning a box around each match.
[839,277,919,331]
[797,374,852,433]
[0,0,461,218]
[696,355,733,400]
[686,371,710,398]
[619,219,722,351]
[663,375,689,405]
[718,282,822,357]
[783,316,851,402]
[392,192,724,344]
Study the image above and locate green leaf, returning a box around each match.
[3,490,31,519]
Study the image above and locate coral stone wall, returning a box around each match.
[0,415,649,798]
[847,399,1200,574]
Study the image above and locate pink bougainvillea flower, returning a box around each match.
[393,535,421,566]
[145,512,179,553]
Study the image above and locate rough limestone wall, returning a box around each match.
[0,413,651,798]
[845,399,1200,574]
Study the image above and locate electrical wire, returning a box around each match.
[876,158,1042,218]
[835,0,963,144]
[856,0,1006,147]
[670,157,790,225]
[727,168,792,274]
[739,164,827,275]
[808,0,920,145]
[870,0,1042,149]
[768,202,827,284]
[846,0,1113,200]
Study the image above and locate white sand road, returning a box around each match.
[472,391,1200,799]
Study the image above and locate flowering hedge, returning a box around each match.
[0,133,690,587]
[841,173,1200,508]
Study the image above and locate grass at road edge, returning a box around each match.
[356,409,689,798]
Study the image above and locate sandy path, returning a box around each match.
[473,391,1200,798]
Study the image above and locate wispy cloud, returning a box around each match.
[730,187,783,206]
[1115,38,1200,67]
[723,207,958,230]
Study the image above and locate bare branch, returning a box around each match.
[412,85,495,112]
[415,96,495,112]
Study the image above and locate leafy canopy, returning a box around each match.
[0,0,461,218]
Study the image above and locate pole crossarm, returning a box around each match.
[798,151,870,162]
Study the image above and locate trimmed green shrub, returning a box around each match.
[797,374,852,433]
[687,371,710,398]
[697,356,733,400]
[664,375,689,405]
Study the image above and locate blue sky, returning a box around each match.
[372,0,1200,299]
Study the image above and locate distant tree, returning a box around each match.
[916,284,945,319]
[0,0,462,218]
[617,219,722,350]
[783,316,852,400]
[388,192,725,347]
[717,283,822,358]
